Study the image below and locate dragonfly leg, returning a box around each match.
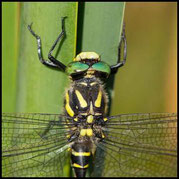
[27,17,67,71]
[48,16,67,71]
[110,23,127,74]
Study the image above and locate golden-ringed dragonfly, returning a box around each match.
[2,17,177,177]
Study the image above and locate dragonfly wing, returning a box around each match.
[2,113,71,177]
[91,113,177,177]
[2,112,177,177]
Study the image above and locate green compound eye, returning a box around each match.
[66,62,89,75]
[92,61,111,75]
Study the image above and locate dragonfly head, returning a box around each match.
[65,52,111,80]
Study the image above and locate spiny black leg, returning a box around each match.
[28,23,60,69]
[117,23,127,65]
[27,17,67,71]
[110,23,127,74]
[48,17,67,71]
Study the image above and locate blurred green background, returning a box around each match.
[111,2,177,115]
[2,2,78,114]
[2,2,177,115]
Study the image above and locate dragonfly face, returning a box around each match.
[2,17,177,177]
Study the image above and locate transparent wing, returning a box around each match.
[2,113,177,177]
[2,113,72,177]
[92,113,177,177]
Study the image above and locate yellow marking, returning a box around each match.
[75,90,87,108]
[103,117,108,121]
[80,128,93,136]
[79,82,88,86]
[66,134,70,138]
[95,113,102,116]
[89,102,94,115]
[67,148,71,152]
[73,163,89,168]
[80,129,87,136]
[74,117,78,122]
[65,92,74,117]
[95,90,102,107]
[80,113,88,115]
[90,82,97,86]
[85,74,93,78]
[87,70,95,76]
[86,129,93,136]
[72,151,91,156]
[87,115,93,123]
[74,52,100,61]
[102,132,105,138]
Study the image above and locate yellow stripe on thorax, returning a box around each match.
[90,82,97,86]
[95,90,102,107]
[78,82,88,86]
[87,115,93,123]
[87,128,93,136]
[75,90,87,108]
[89,102,94,115]
[65,92,74,117]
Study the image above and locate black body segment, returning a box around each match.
[71,142,91,177]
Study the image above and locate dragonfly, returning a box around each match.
[2,17,177,177]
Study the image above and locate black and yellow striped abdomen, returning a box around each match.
[71,142,91,177]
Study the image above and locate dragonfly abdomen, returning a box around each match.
[71,142,91,177]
